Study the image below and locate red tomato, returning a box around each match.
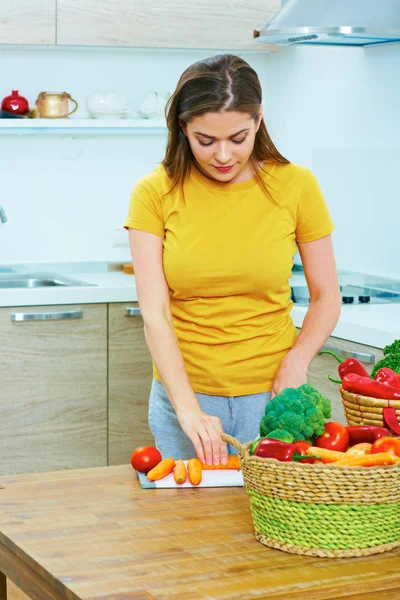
[315,422,350,452]
[130,446,162,473]
[293,440,316,463]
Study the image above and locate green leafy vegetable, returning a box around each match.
[371,339,400,379]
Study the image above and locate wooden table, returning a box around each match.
[0,465,399,600]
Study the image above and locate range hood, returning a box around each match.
[254,0,400,47]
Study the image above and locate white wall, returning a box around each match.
[259,43,400,278]
[0,43,399,278]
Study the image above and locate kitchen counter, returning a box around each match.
[0,261,399,348]
[0,464,399,600]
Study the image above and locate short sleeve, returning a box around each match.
[123,177,164,238]
[295,169,334,243]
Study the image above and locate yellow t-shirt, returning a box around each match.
[124,161,334,396]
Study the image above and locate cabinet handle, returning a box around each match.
[321,345,376,364]
[11,309,83,322]
[126,307,141,316]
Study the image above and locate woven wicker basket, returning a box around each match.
[341,387,400,426]
[222,433,400,558]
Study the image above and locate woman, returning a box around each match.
[124,54,341,466]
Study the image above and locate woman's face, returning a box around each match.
[182,110,262,183]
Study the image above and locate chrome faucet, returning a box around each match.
[0,205,8,223]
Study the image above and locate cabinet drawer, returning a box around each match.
[0,304,107,475]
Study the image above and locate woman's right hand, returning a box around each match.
[177,409,228,466]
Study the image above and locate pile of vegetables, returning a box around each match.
[251,422,400,467]
[130,445,240,486]
[250,381,400,468]
[305,435,400,467]
[320,339,400,436]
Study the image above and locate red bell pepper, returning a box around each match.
[318,350,370,384]
[341,373,400,400]
[375,367,400,389]
[253,438,319,462]
[346,425,391,445]
[293,440,317,463]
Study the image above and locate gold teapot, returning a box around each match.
[36,91,78,119]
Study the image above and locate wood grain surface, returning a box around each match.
[108,303,154,465]
[0,304,107,476]
[0,465,399,600]
[57,0,280,50]
[0,0,55,45]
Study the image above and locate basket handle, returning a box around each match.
[221,433,244,451]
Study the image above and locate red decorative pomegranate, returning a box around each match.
[1,90,29,115]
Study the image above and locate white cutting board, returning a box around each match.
[137,463,243,489]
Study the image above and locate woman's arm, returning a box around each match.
[271,234,342,397]
[129,228,227,465]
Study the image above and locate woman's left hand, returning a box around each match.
[270,354,308,399]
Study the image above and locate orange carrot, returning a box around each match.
[173,460,187,484]
[307,446,346,463]
[200,455,241,470]
[345,443,372,456]
[333,452,400,467]
[147,458,175,481]
[187,458,202,485]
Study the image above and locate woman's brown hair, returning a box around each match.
[162,53,289,195]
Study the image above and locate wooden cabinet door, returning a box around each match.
[305,333,384,426]
[0,304,107,475]
[0,0,56,45]
[108,302,154,466]
[57,0,280,50]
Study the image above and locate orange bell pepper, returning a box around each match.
[371,436,400,457]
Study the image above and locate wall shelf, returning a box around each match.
[0,118,167,135]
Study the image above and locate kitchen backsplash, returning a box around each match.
[0,43,399,278]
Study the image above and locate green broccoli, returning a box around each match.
[371,339,400,378]
[260,384,332,443]
[264,429,294,443]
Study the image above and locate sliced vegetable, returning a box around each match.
[341,373,400,400]
[306,446,346,463]
[147,458,175,481]
[173,460,187,484]
[383,407,400,436]
[345,443,372,456]
[314,422,350,452]
[187,458,202,485]
[371,436,400,457]
[333,452,400,467]
[201,455,241,470]
[346,425,391,444]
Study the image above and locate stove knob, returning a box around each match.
[342,296,354,304]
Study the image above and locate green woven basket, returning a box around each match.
[223,434,400,558]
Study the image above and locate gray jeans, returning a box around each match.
[148,378,270,459]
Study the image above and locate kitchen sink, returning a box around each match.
[291,284,400,306]
[0,272,96,289]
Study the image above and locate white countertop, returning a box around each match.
[0,262,399,349]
